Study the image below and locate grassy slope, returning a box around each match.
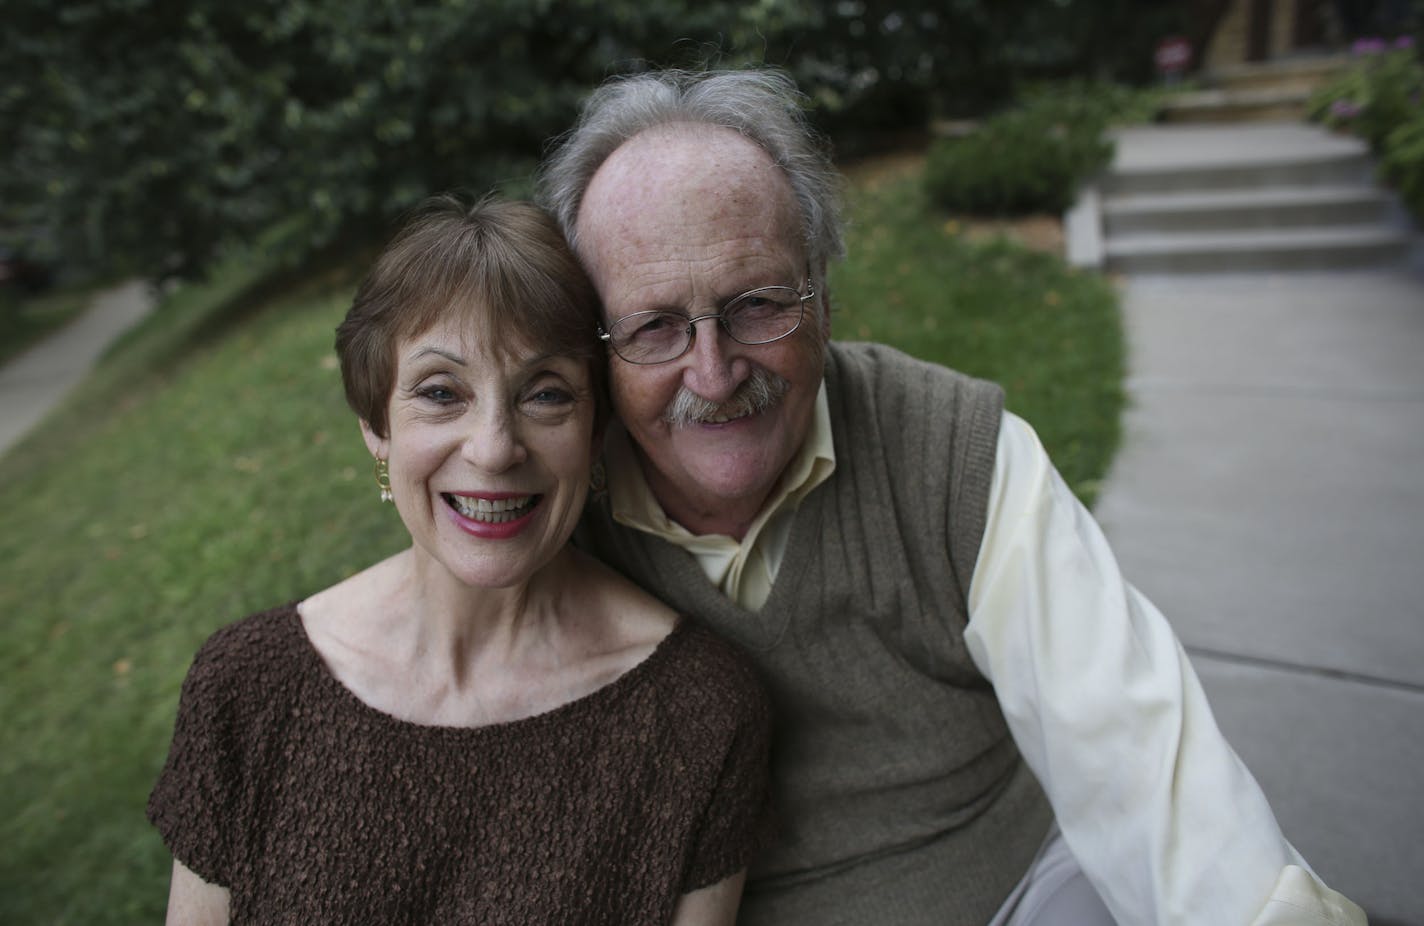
[0,256,409,923]
[834,156,1123,501]
[0,158,1121,924]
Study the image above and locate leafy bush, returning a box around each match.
[1017,79,1166,128]
[0,0,786,281]
[780,1,1188,150]
[1381,110,1424,218]
[1309,37,1424,222]
[2,0,1195,282]
[1309,38,1424,152]
[921,82,1152,215]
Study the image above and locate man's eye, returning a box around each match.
[728,293,792,319]
[628,313,679,341]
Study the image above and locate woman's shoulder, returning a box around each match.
[181,602,308,701]
[654,618,772,727]
[191,601,302,661]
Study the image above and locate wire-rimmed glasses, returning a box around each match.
[598,277,815,365]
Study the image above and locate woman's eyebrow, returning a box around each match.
[407,346,466,366]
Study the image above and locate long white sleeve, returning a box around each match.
[965,412,1364,925]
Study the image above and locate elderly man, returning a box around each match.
[538,69,1364,925]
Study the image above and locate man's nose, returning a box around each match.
[461,407,527,472]
[682,315,747,402]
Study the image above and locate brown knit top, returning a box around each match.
[148,603,773,924]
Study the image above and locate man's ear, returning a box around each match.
[359,419,389,460]
[814,260,832,341]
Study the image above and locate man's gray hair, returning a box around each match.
[537,68,846,278]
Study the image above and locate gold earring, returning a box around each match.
[374,458,393,503]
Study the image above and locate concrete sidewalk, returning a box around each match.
[1093,268,1424,923]
[0,279,155,458]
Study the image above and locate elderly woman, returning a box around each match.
[147,195,772,925]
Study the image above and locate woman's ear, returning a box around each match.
[359,419,389,460]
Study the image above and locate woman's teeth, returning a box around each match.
[444,494,538,522]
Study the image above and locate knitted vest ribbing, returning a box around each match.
[576,342,1052,925]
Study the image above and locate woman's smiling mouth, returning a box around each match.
[443,493,541,523]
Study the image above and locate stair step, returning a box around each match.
[1104,152,1373,196]
[1104,186,1393,234]
[1112,124,1368,171]
[1074,124,1415,274]
[1211,55,1349,94]
[1160,87,1314,123]
[1105,225,1410,273]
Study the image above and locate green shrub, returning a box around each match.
[1381,110,1424,219]
[0,0,801,282]
[1309,38,1424,222]
[1,0,1192,283]
[1309,39,1424,152]
[1017,79,1166,128]
[923,85,1129,215]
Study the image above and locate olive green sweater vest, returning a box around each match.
[577,342,1052,925]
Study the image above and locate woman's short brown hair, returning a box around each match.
[336,194,607,439]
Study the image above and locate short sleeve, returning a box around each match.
[146,636,243,887]
[680,674,775,892]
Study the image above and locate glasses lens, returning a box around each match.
[723,286,804,345]
[609,312,689,364]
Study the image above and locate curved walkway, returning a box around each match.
[0,279,155,458]
[1094,266,1424,923]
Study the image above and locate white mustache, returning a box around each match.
[662,367,791,427]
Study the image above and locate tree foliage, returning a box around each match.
[1,0,1187,281]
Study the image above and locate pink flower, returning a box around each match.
[1393,36,1415,50]
[1330,99,1362,119]
[1352,37,1388,55]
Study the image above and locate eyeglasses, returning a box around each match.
[598,277,815,365]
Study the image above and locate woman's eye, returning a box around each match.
[528,387,573,406]
[416,385,458,405]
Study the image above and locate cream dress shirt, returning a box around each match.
[605,388,1365,925]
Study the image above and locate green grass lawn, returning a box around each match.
[835,154,1123,501]
[0,156,1121,924]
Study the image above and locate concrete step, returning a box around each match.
[1111,124,1370,173]
[1103,150,1373,197]
[1103,186,1393,235]
[1161,55,1347,124]
[1159,87,1314,123]
[1070,124,1417,274]
[1104,225,1410,273]
[1212,55,1349,95]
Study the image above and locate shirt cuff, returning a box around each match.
[1249,866,1366,926]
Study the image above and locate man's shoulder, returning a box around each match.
[826,340,1002,397]
[825,340,1005,430]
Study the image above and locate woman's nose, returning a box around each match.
[461,408,527,472]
